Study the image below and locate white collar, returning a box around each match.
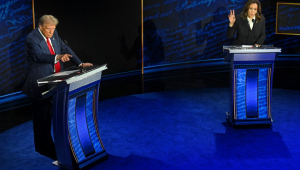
[247,16,256,22]
[38,28,48,41]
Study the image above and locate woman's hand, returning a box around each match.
[228,10,236,27]
[254,44,261,48]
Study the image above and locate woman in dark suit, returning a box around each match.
[227,0,266,46]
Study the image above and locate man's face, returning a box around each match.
[39,23,56,38]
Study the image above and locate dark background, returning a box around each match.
[33,0,300,72]
[0,0,300,96]
[34,0,142,75]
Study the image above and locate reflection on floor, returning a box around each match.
[1,65,299,133]
[1,87,300,170]
[0,65,300,168]
[99,66,300,101]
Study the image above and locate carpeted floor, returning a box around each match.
[0,88,300,170]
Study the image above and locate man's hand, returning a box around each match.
[57,54,72,62]
[80,63,93,68]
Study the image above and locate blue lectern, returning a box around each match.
[38,65,108,169]
[223,46,281,126]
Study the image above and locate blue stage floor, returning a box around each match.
[1,87,300,170]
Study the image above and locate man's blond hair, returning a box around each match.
[39,15,59,26]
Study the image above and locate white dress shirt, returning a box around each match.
[247,16,256,30]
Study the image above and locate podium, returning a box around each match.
[38,65,108,169]
[223,46,281,126]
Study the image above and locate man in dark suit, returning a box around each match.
[22,15,92,160]
[226,0,266,46]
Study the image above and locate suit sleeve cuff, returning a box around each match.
[54,55,59,63]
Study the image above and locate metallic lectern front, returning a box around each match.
[38,65,108,169]
[223,46,281,126]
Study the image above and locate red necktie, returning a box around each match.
[47,38,61,72]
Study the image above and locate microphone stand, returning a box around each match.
[63,40,84,72]
[252,19,257,47]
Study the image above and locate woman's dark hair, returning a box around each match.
[240,0,262,21]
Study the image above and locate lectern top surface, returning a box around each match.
[223,45,281,53]
[37,64,107,86]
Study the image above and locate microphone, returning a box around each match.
[252,19,256,45]
[64,40,69,46]
[64,40,84,70]
[64,40,74,52]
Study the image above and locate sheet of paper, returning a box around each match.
[52,69,81,76]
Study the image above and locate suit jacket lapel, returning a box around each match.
[242,18,251,31]
[35,28,51,54]
[50,37,58,54]
[252,21,256,31]
[39,41,50,54]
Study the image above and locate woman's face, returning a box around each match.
[248,3,258,18]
